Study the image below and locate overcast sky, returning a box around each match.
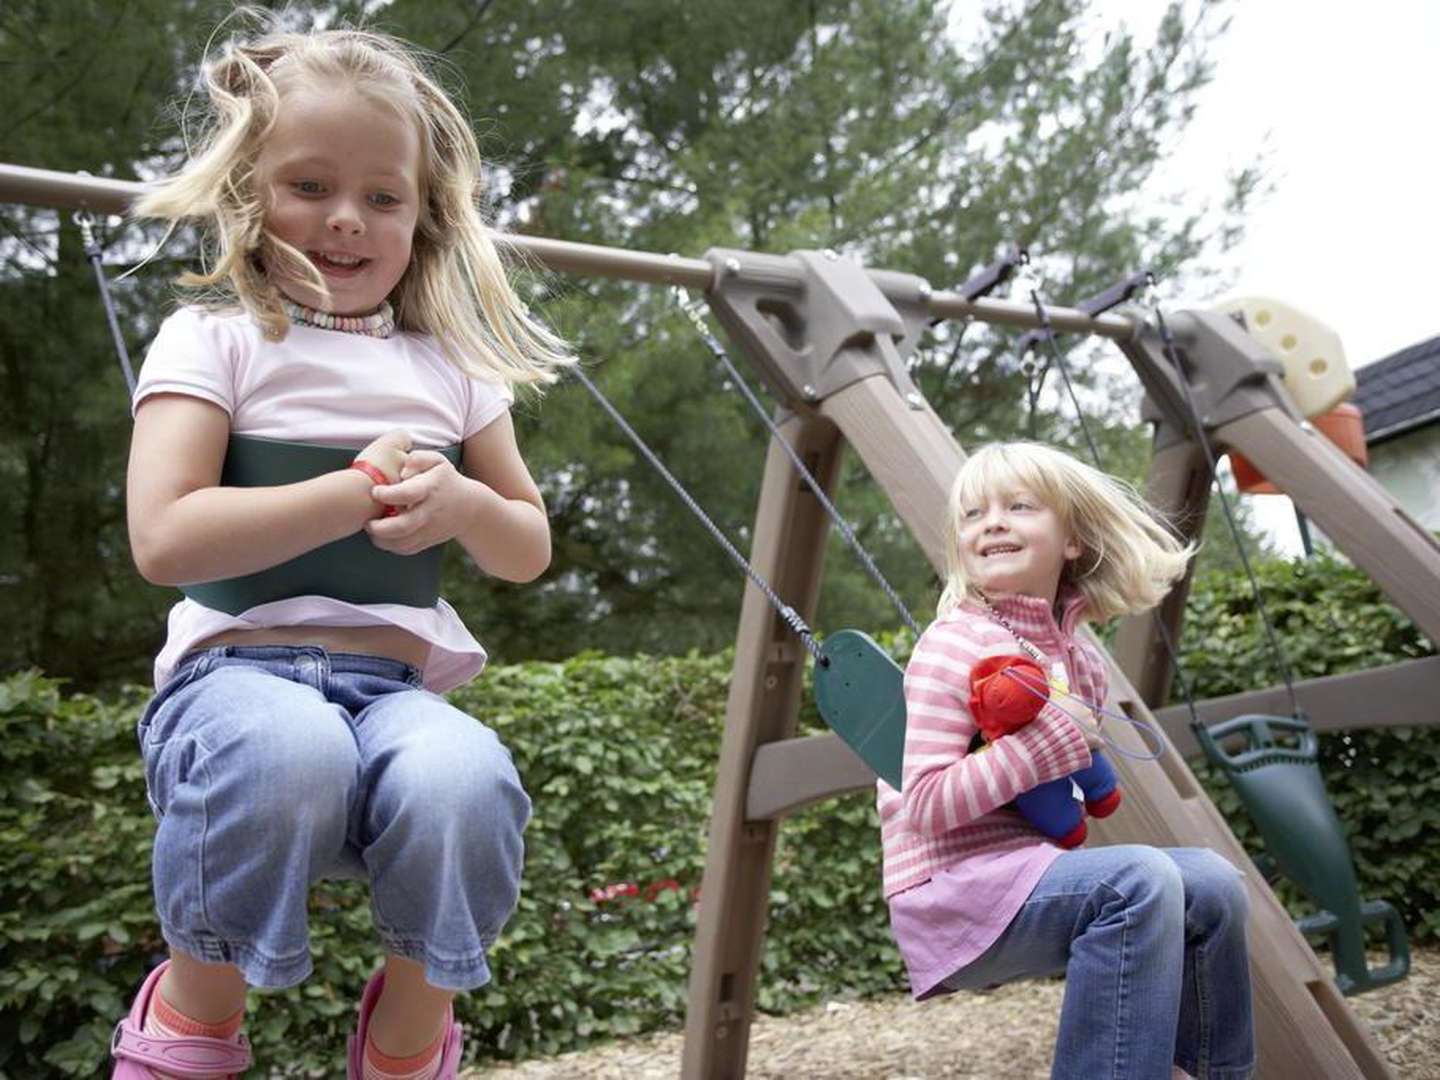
[1095,1,1438,550]
[1149,1,1440,368]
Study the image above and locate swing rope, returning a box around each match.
[1016,258,1302,725]
[670,285,922,640]
[1146,292,1301,711]
[74,208,137,395]
[567,363,829,667]
[1012,257,1194,750]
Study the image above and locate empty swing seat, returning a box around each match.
[814,629,907,792]
[1196,713,1409,995]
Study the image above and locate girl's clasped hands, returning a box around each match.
[355,430,502,556]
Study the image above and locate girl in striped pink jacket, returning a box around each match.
[882,442,1255,1080]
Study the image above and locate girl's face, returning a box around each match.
[956,486,1081,603]
[255,84,422,315]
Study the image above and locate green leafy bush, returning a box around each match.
[0,554,1434,1074]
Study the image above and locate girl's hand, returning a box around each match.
[365,450,494,554]
[355,430,413,484]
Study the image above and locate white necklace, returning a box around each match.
[282,299,395,338]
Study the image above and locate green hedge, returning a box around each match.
[0,553,1435,1074]
[0,653,899,1075]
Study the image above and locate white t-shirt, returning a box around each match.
[134,305,513,692]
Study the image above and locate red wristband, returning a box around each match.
[350,460,399,517]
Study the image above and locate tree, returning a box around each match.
[391,0,1264,658]
[0,0,1267,688]
[0,0,246,686]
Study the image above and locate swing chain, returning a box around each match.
[73,208,99,252]
[1012,257,1205,733]
[567,361,830,667]
[1144,284,1301,715]
[72,202,138,396]
[1018,264,1105,467]
[1013,253,1045,312]
[670,286,923,638]
[672,285,712,341]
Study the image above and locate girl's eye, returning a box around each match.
[292,180,325,195]
[962,507,982,520]
[369,192,400,208]
[1010,501,1033,511]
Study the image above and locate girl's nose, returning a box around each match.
[326,202,364,235]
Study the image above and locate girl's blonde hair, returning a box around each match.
[937,442,1194,623]
[133,16,573,388]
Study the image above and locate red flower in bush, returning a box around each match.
[589,877,697,906]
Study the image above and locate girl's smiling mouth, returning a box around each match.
[311,250,369,274]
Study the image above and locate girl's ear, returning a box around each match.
[1063,536,1083,562]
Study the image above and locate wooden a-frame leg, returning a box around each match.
[681,410,844,1079]
[1112,436,1213,706]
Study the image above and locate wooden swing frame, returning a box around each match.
[6,162,1438,1079]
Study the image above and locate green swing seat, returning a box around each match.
[813,629,907,791]
[181,435,462,615]
[1196,713,1409,995]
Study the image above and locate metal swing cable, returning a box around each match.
[567,363,829,667]
[670,286,923,640]
[1021,265,1301,724]
[74,208,137,395]
[1145,287,1302,715]
[1017,261,1208,728]
[1017,255,1103,467]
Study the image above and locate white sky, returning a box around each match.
[1097,1,1440,551]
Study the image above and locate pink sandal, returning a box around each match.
[110,960,252,1078]
[346,969,463,1080]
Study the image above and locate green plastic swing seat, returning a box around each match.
[814,629,907,791]
[1196,713,1409,995]
[180,435,462,615]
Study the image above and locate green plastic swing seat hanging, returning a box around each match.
[813,629,907,792]
[1195,713,1409,995]
[181,435,463,615]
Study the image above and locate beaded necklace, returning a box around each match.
[978,589,1084,698]
[283,298,395,339]
[976,590,1047,664]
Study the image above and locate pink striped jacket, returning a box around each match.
[878,589,1104,898]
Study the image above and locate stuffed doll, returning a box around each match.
[968,652,1121,848]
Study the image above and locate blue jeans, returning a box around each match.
[942,846,1255,1080]
[136,646,530,992]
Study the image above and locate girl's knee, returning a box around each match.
[148,669,357,818]
[382,721,530,835]
[1108,845,1186,910]
[1185,850,1250,925]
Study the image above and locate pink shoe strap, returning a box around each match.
[111,1017,252,1077]
[347,968,465,1080]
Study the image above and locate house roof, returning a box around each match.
[1354,335,1440,444]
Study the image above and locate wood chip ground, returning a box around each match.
[468,944,1439,1079]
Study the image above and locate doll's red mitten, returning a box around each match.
[968,655,1050,741]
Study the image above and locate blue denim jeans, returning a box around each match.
[942,846,1255,1080]
[136,646,530,992]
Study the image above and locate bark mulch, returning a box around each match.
[468,944,1439,1079]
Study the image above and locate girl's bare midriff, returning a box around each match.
[195,624,431,669]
